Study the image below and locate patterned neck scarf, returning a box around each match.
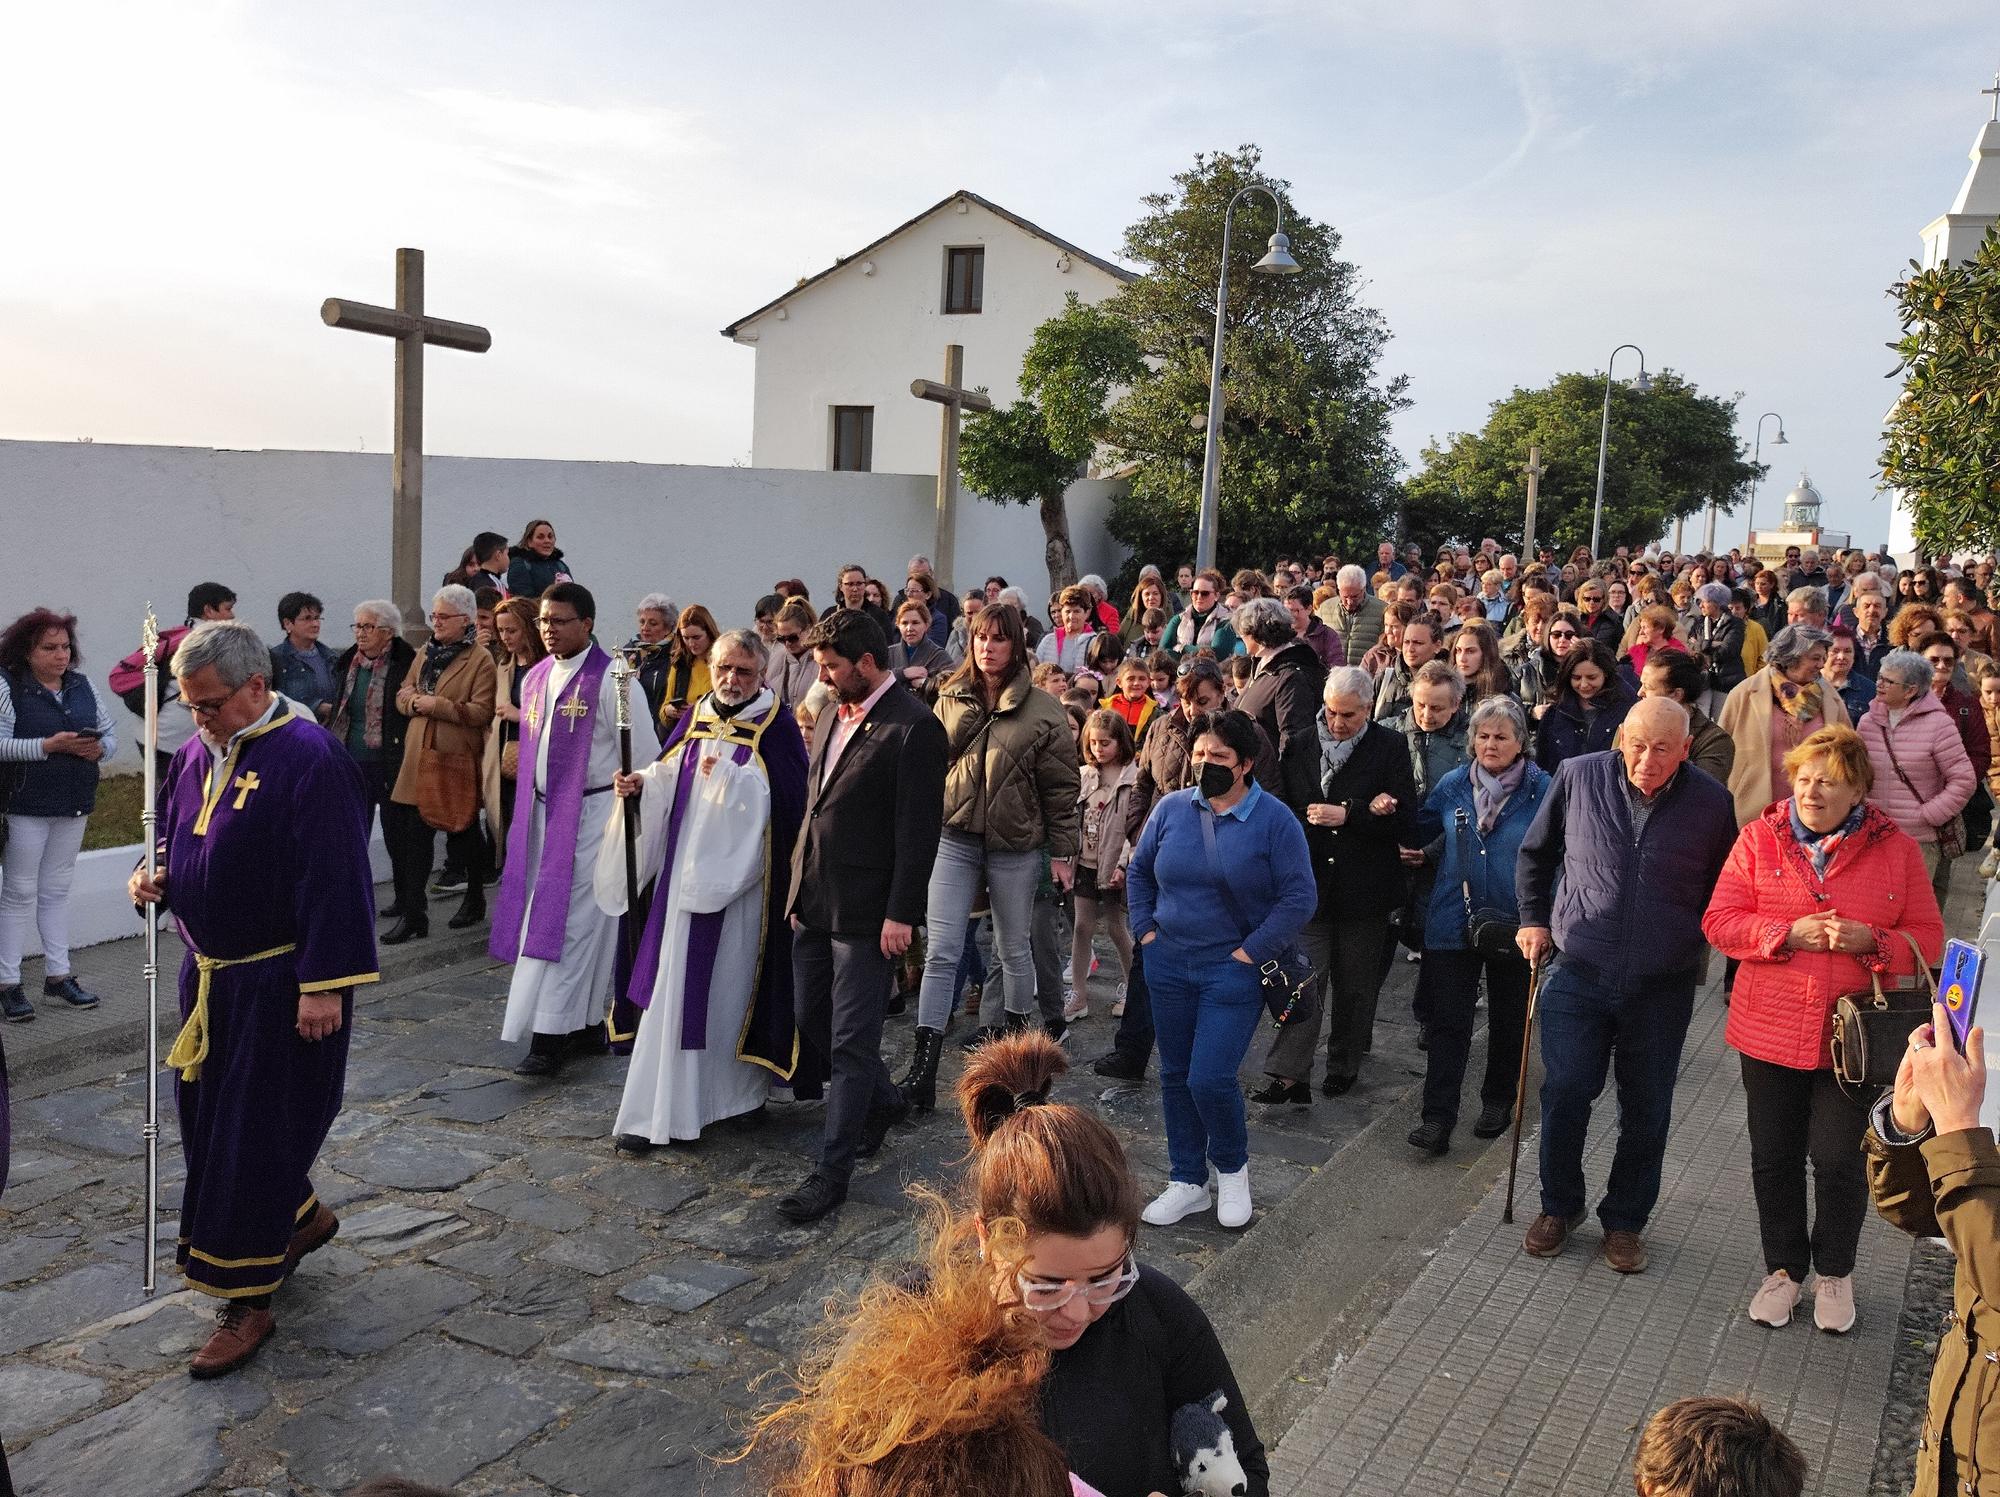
[1789,798,1865,877]
[332,646,390,751]
[420,635,471,692]
[1318,717,1364,794]
[1771,673,1824,723]
[1471,756,1529,834]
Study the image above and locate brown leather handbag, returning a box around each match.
[1830,930,1939,1091]
[416,750,479,833]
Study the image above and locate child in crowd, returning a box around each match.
[1083,628,1126,684]
[1032,661,1071,698]
[1148,649,1178,708]
[1224,653,1256,704]
[1068,710,1139,1022]
[1632,1397,1805,1497]
[1139,606,1169,655]
[1060,688,1098,746]
[1101,657,1160,746]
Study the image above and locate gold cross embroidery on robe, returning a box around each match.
[558,684,590,732]
[231,771,261,809]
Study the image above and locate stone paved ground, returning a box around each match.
[0,910,1447,1497]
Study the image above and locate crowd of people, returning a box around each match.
[6,523,2000,1495]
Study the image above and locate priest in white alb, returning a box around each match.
[492,583,658,1077]
[596,628,812,1148]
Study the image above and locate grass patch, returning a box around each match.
[83,772,147,852]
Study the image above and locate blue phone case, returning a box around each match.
[1940,938,1983,1051]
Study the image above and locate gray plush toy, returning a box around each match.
[1170,1389,1249,1496]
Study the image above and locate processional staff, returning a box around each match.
[611,654,640,962]
[139,605,162,1294]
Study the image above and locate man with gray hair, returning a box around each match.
[1318,564,1386,660]
[599,627,813,1147]
[127,620,379,1377]
[1514,695,1735,1273]
[1785,586,1828,630]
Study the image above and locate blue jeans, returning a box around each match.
[1536,956,1698,1233]
[1146,940,1264,1182]
[916,832,1041,1028]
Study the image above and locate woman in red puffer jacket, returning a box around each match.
[1703,725,1944,1337]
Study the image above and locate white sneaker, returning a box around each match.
[1216,1166,1253,1229]
[1747,1269,1800,1328]
[1141,1181,1213,1226]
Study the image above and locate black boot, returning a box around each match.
[380,916,428,945]
[898,1026,944,1113]
[447,886,486,930]
[960,1025,1002,1054]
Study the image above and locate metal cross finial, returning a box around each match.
[1985,68,2000,122]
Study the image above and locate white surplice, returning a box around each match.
[499,651,658,1042]
[595,689,775,1142]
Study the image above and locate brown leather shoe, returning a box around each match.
[285,1204,339,1273]
[1602,1230,1648,1274]
[1523,1210,1587,1258]
[189,1303,275,1379]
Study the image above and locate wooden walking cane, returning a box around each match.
[1503,953,1546,1226]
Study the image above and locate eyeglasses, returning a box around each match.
[776,632,802,645]
[1548,629,1578,639]
[1015,1252,1140,1314]
[1191,586,1217,597]
[179,680,250,718]
[539,614,582,629]
[352,622,389,633]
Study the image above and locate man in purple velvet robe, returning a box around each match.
[130,621,378,1379]
[596,629,813,1148]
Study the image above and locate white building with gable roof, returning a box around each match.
[722,190,1134,475]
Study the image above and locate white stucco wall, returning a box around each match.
[734,197,1128,474]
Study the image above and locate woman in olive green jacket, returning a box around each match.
[898,603,1081,1111]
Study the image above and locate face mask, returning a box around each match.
[1198,762,1237,800]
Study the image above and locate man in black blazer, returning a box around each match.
[778,609,948,1223]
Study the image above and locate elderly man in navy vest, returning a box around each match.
[1513,697,1736,1274]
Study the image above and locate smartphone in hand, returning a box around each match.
[1940,938,1984,1053]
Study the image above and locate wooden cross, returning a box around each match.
[322,249,492,645]
[558,684,591,732]
[1520,445,1545,561]
[910,344,992,591]
[230,771,261,810]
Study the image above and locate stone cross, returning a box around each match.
[910,343,992,592]
[1520,445,1545,562]
[322,248,492,643]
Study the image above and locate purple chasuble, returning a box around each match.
[491,644,612,964]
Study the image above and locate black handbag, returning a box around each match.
[1829,930,1939,1091]
[1198,806,1314,1027]
[1454,808,1520,958]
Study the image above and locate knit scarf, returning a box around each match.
[1788,798,1865,877]
[1318,717,1364,795]
[419,635,471,693]
[1471,757,1528,834]
[1772,673,1823,723]
[332,648,389,751]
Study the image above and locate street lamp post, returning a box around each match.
[1589,344,1650,560]
[1743,411,1788,550]
[1194,184,1302,574]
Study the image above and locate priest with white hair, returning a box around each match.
[598,627,812,1148]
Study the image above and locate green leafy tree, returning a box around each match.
[1403,371,1759,556]
[1099,147,1409,579]
[959,293,1144,593]
[1881,226,2000,556]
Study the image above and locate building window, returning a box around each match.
[943,246,984,315]
[831,406,874,471]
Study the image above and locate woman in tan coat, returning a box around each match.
[1716,624,1849,828]
[387,585,497,941]
[482,596,545,881]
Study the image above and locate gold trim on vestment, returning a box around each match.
[192,702,304,837]
[187,1245,288,1269]
[298,971,379,994]
[184,1273,287,1300]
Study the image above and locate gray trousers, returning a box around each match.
[984,889,1070,1028]
[1263,913,1394,1083]
[793,927,900,1185]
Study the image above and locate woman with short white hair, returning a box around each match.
[328,600,417,880]
[384,585,497,941]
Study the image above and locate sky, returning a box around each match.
[2,0,1996,547]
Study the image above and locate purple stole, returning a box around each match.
[624,702,778,1051]
[490,644,613,964]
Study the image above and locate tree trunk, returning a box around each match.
[1040,491,1078,594]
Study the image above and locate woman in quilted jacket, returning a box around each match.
[900,603,1081,1111]
[1857,649,1976,913]
[1703,726,1943,1336]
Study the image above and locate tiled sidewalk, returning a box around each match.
[1270,987,1911,1497]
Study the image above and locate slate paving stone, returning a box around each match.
[323,1110,391,1144]
[616,1260,760,1313]
[289,1242,372,1280]
[385,1017,530,1070]
[517,1385,741,1494]
[413,1077,554,1125]
[1,1148,68,1185]
[427,1228,536,1279]
[0,1261,151,1355]
[331,1127,502,1191]
[365,987,481,1024]
[0,1231,80,1288]
[0,1364,106,1440]
[13,1088,144,1157]
[338,1203,469,1257]
[547,1322,733,1380]
[280,1340,590,1492]
[486,1267,593,1318]
[76,1298,211,1371]
[338,1058,439,1103]
[291,1264,480,1356]
[659,1195,868,1261]
[534,1225,653,1277]
[443,1309,548,1357]
[520,1146,602,1182]
[583,1163,708,1216]
[9,1367,269,1497]
[313,1175,382,1211]
[738,1258,874,1354]
[464,1178,594,1232]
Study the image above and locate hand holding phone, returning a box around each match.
[1940,938,1984,1054]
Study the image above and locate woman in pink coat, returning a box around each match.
[1704,726,1943,1336]
[1855,648,1975,912]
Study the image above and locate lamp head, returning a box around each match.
[1772,428,1788,446]
[1254,232,1302,275]
[1632,367,1653,394]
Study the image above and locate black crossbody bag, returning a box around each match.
[1454,807,1521,958]
[1198,805,1314,1027]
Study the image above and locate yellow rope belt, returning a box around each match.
[167,943,297,1082]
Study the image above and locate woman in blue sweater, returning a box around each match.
[1126,710,1315,1231]
[1409,695,1549,1155]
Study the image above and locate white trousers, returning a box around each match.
[0,814,89,984]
